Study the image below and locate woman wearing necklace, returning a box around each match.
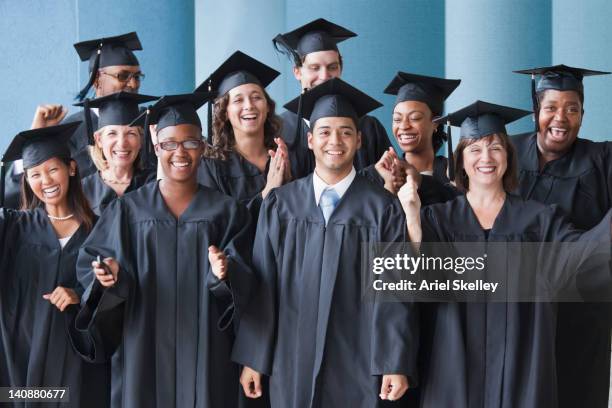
[0,122,107,407]
[76,91,158,215]
[196,51,313,220]
[398,101,612,408]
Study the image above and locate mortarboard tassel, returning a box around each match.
[142,107,152,169]
[82,98,94,146]
[76,46,102,101]
[272,34,301,66]
[0,161,5,208]
[447,120,455,182]
[295,89,305,149]
[531,73,539,133]
[207,80,213,145]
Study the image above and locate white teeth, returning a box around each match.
[326,151,343,155]
[398,133,417,143]
[171,162,190,168]
[477,167,495,173]
[549,127,568,138]
[242,114,257,120]
[43,186,60,196]
[113,151,131,157]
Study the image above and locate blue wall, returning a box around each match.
[2,0,612,153]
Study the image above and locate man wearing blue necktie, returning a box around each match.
[233,78,418,408]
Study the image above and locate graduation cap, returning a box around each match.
[434,100,531,181]
[74,32,143,100]
[129,93,214,162]
[513,64,609,131]
[384,72,461,159]
[284,77,381,128]
[384,72,461,115]
[74,91,158,132]
[194,51,280,143]
[1,122,80,206]
[272,18,356,65]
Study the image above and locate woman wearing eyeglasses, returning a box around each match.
[74,92,157,215]
[196,51,312,220]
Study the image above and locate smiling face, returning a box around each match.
[25,157,75,207]
[537,89,583,156]
[392,100,438,154]
[155,124,203,183]
[308,116,361,175]
[94,65,142,97]
[293,50,342,90]
[94,125,142,170]
[225,83,269,136]
[460,134,508,191]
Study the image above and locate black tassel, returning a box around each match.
[142,108,152,169]
[272,34,301,66]
[295,89,305,149]
[207,80,213,145]
[0,161,5,208]
[76,48,101,101]
[83,98,94,146]
[447,121,455,182]
[531,74,539,133]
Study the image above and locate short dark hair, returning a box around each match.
[453,132,518,193]
[536,89,584,108]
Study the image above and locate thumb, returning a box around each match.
[380,375,392,399]
[208,245,220,254]
[254,374,263,397]
[42,293,52,299]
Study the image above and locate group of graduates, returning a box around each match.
[1,16,612,408]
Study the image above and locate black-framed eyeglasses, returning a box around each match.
[100,71,146,83]
[157,140,203,151]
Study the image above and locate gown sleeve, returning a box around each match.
[371,200,420,383]
[72,198,134,363]
[537,205,612,299]
[205,200,255,330]
[231,192,280,376]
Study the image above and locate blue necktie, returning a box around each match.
[319,188,340,225]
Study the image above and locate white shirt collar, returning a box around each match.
[91,107,100,116]
[312,167,356,206]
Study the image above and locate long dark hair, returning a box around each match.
[20,158,96,232]
[205,88,282,160]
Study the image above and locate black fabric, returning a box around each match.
[514,64,610,93]
[63,110,99,178]
[513,131,612,408]
[198,149,313,223]
[0,208,109,408]
[73,182,253,408]
[74,91,158,130]
[2,163,22,209]
[81,167,155,215]
[417,194,612,408]
[232,174,419,408]
[279,110,390,171]
[384,72,461,115]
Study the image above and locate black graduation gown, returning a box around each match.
[418,194,612,408]
[198,150,313,222]
[280,110,391,171]
[0,207,108,408]
[73,182,253,408]
[62,110,99,179]
[81,168,155,215]
[232,174,419,408]
[513,132,612,408]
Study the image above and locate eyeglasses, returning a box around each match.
[157,140,203,151]
[100,70,146,83]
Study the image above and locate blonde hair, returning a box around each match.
[90,126,144,171]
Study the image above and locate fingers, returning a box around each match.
[91,260,116,287]
[42,287,79,312]
[379,375,392,400]
[208,246,228,280]
[387,376,409,401]
[240,367,262,399]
